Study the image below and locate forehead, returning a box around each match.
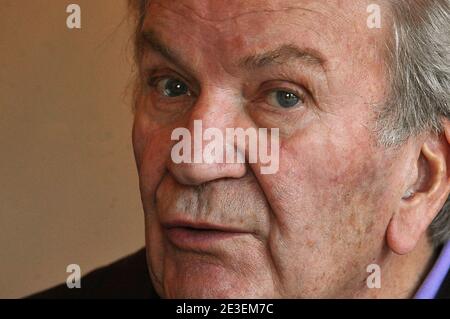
[145,0,372,24]
[143,0,385,55]
[142,0,387,76]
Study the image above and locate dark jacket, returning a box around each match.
[28,248,158,299]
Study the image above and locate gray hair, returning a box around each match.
[379,0,450,246]
[128,0,450,246]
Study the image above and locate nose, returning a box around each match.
[169,161,247,186]
[167,91,247,186]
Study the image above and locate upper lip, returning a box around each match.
[162,220,249,233]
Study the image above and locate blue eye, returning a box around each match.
[266,90,303,108]
[155,77,190,97]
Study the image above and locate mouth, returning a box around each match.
[162,220,249,250]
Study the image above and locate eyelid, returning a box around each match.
[147,74,182,87]
[260,78,308,94]
[268,86,305,98]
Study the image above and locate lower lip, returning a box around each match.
[165,227,244,250]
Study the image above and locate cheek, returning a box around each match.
[134,116,176,296]
[252,123,396,294]
[132,114,174,203]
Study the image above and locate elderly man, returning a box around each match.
[32,0,450,299]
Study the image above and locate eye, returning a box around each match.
[266,89,304,109]
[152,77,191,98]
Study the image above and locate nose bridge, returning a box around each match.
[191,86,240,130]
[168,87,248,186]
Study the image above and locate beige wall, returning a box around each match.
[0,0,145,298]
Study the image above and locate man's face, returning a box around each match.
[132,0,410,298]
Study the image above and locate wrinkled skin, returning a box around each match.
[132,0,446,298]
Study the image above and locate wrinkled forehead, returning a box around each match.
[144,0,375,24]
[141,0,388,72]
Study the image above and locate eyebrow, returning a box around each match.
[140,30,193,73]
[239,44,325,70]
[141,30,325,73]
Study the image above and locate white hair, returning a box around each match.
[378,0,450,246]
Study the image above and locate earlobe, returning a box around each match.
[387,133,450,255]
[387,193,428,255]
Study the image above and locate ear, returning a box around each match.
[387,121,450,255]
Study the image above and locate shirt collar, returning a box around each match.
[414,240,450,299]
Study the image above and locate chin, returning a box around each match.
[161,263,271,299]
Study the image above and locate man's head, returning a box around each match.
[129,0,450,298]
